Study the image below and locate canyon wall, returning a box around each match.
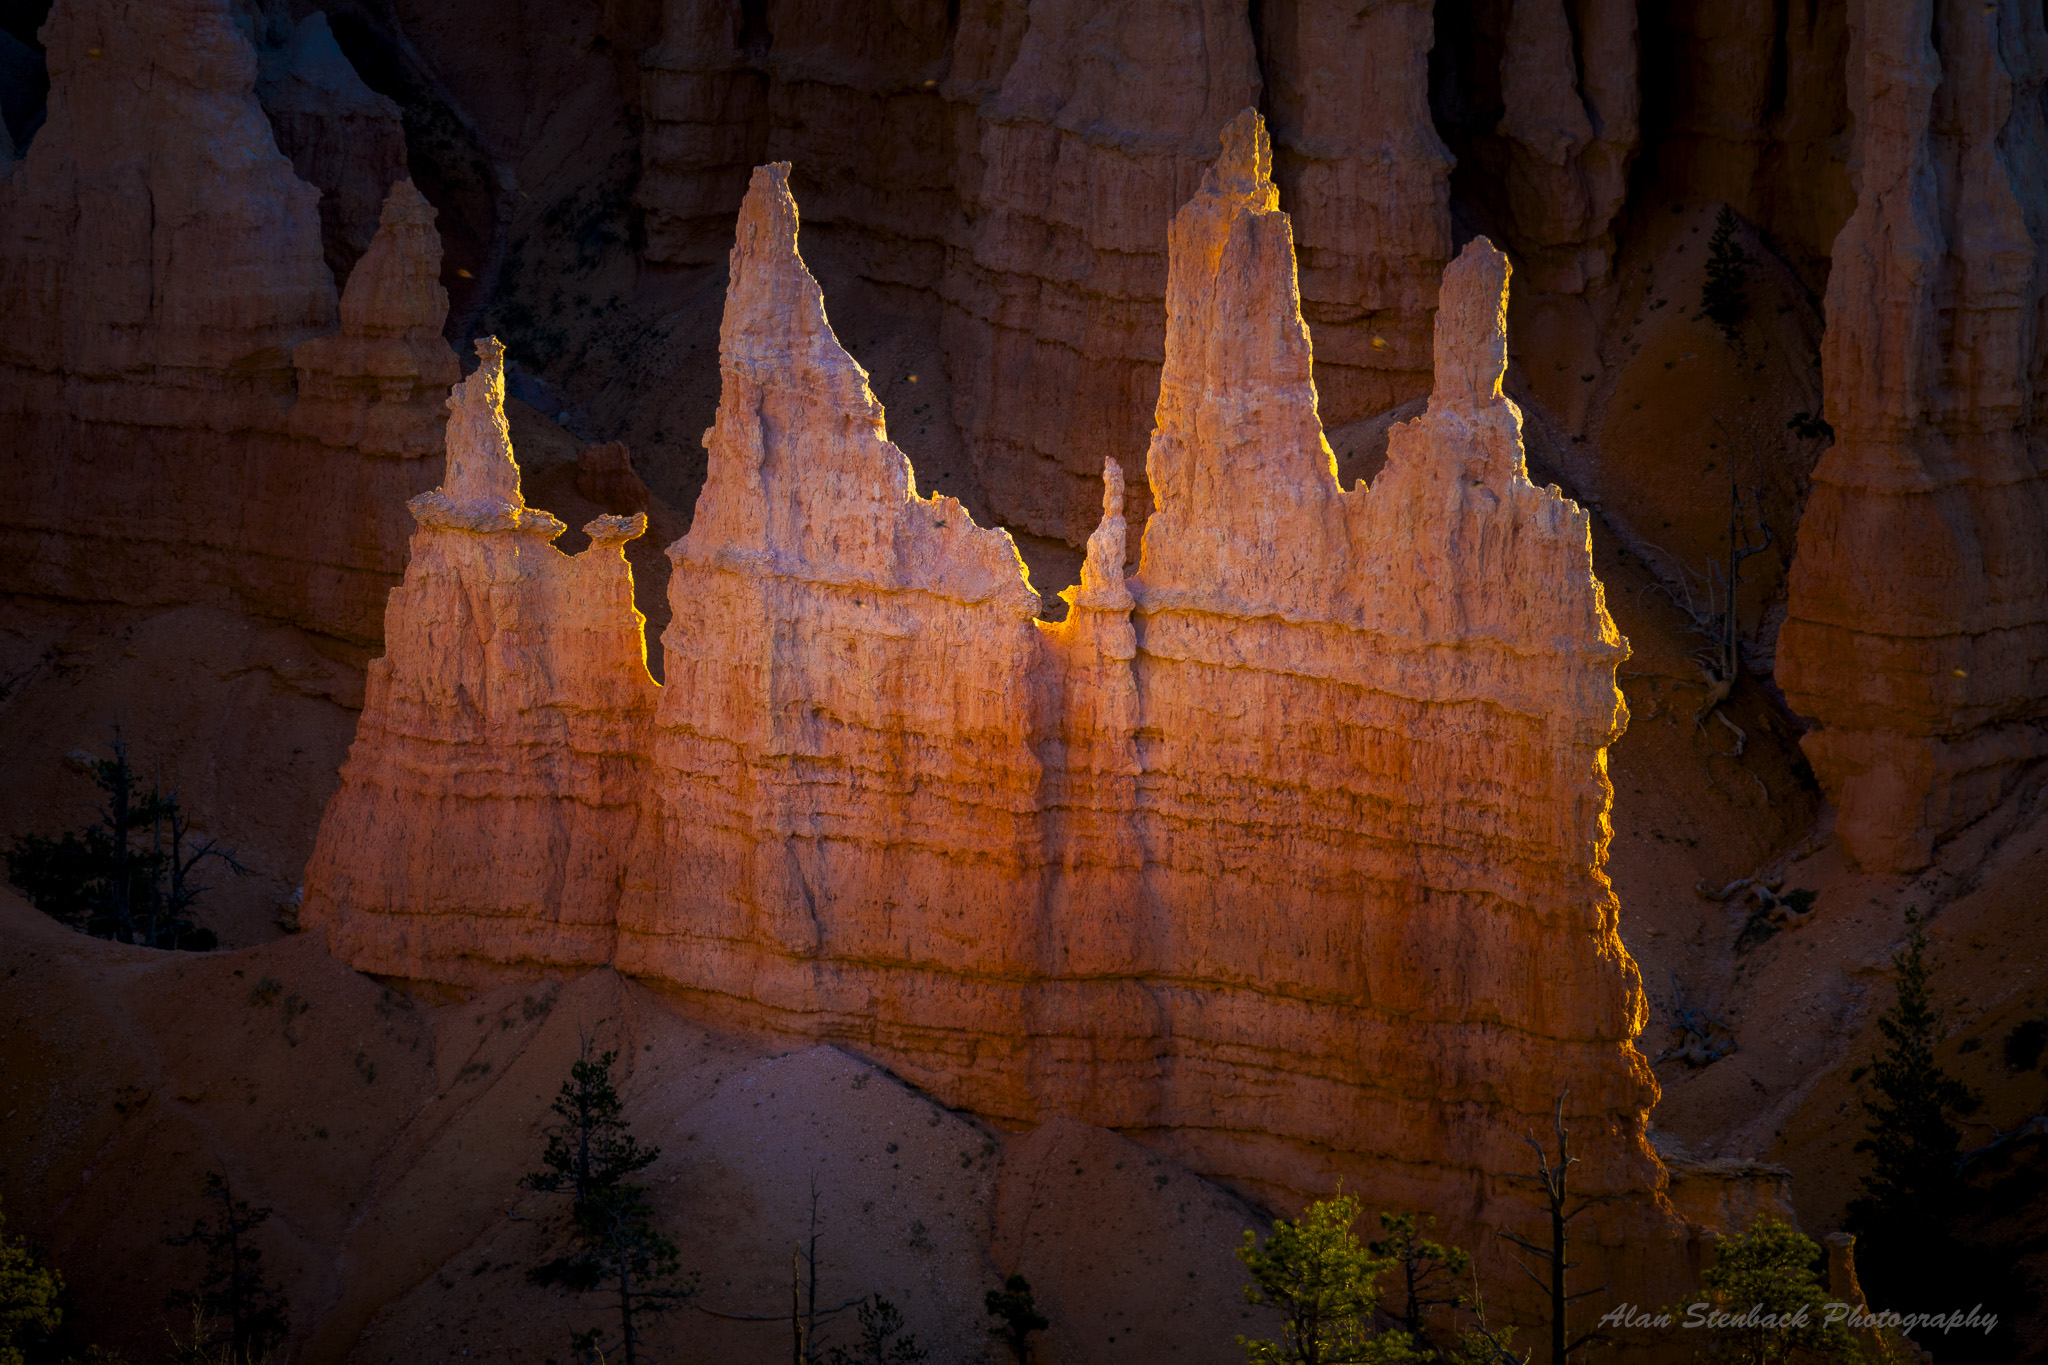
[0,0,447,647]
[1779,0,2048,871]
[634,0,1449,546]
[307,120,1683,1297]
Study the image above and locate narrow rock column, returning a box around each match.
[1780,0,2048,871]
[302,337,657,981]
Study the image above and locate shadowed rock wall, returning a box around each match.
[634,0,1444,546]
[0,0,450,647]
[1780,0,2048,871]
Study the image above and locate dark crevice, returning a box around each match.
[323,7,505,343]
[1248,0,1272,124]
[1428,0,1512,255]
[737,0,771,64]
[1765,0,1792,121]
[0,0,50,152]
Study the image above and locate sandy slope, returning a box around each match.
[0,888,1281,1363]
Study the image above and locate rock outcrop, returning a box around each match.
[1493,0,1639,293]
[309,120,1681,1302]
[289,180,461,460]
[936,0,1263,542]
[308,337,658,973]
[0,0,449,646]
[1258,0,1448,423]
[1779,0,2048,871]
[632,0,1451,546]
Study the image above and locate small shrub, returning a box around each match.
[1237,1193,1419,1365]
[986,1274,1048,1364]
[827,1296,929,1365]
[1668,1216,1859,1363]
[2003,1018,2048,1072]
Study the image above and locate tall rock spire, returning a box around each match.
[310,140,1681,1318]
[1070,457,1134,612]
[1135,107,1339,618]
[678,161,1036,608]
[408,337,563,536]
[1780,0,2048,870]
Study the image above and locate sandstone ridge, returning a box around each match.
[306,114,1688,1302]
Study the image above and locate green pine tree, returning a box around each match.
[985,1275,1048,1365]
[1369,1213,1471,1358]
[1697,206,1754,341]
[521,1041,661,1225]
[1237,1193,1421,1365]
[522,1043,694,1365]
[827,1296,929,1365]
[0,1197,62,1365]
[5,728,235,951]
[165,1172,289,1364]
[1676,1217,1860,1365]
[1846,910,1979,1312]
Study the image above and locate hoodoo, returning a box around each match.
[1779,0,2048,872]
[305,110,1683,1301]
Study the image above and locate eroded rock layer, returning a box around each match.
[0,0,445,646]
[1779,0,2048,871]
[308,120,1679,1298]
[308,338,658,972]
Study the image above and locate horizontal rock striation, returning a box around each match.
[0,0,450,646]
[309,117,1680,1300]
[1779,0,2048,870]
[306,337,659,973]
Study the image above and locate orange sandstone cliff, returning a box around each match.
[632,0,1447,546]
[306,115,1683,1297]
[309,336,658,973]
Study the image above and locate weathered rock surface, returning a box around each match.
[574,439,652,513]
[0,0,449,646]
[289,180,461,460]
[937,0,1262,543]
[309,125,1684,1303]
[0,0,334,432]
[305,338,658,973]
[1779,0,2048,871]
[1494,0,1639,293]
[255,11,411,285]
[1258,0,1448,424]
[633,0,1451,546]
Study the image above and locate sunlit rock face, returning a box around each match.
[1779,0,2048,872]
[305,337,659,973]
[0,0,443,645]
[309,115,1680,1296]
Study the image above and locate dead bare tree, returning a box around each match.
[1639,473,1774,755]
[1653,973,1739,1068]
[1499,1096,1615,1365]
[1696,876,1819,941]
[696,1177,862,1364]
